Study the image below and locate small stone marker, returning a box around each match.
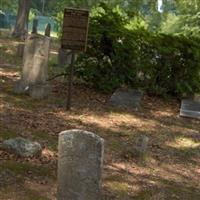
[45,23,51,37]
[16,42,25,58]
[14,33,51,99]
[135,135,149,154]
[2,137,42,157]
[57,48,72,67]
[58,129,104,200]
[180,99,200,119]
[32,17,38,34]
[110,88,143,108]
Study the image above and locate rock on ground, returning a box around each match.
[2,137,42,157]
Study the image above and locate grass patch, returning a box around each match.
[0,160,56,180]
[31,131,58,151]
[0,186,49,200]
[23,187,50,200]
[107,180,130,199]
[0,127,18,140]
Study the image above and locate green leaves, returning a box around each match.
[71,4,200,98]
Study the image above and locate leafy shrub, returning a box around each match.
[75,4,200,97]
[55,11,64,38]
[161,12,200,38]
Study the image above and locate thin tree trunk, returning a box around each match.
[12,0,31,39]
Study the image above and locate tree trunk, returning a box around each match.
[12,0,31,39]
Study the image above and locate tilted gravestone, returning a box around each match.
[180,99,200,119]
[44,23,51,37]
[109,88,143,109]
[14,33,51,99]
[58,130,104,200]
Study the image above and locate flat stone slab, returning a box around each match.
[2,137,42,157]
[109,89,143,108]
[180,99,200,119]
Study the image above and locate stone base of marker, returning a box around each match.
[58,130,104,200]
[14,80,29,94]
[14,81,51,99]
[29,83,51,99]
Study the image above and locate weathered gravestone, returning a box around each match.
[135,135,149,155]
[58,48,73,67]
[110,88,143,109]
[180,99,200,119]
[14,33,51,99]
[58,129,104,200]
[2,137,42,157]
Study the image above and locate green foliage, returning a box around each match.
[75,4,200,97]
[161,12,200,38]
[29,8,40,21]
[0,0,18,13]
[55,11,64,38]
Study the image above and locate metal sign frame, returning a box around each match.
[61,8,89,110]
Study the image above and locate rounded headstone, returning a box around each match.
[58,129,104,200]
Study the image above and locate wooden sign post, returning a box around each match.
[61,8,89,110]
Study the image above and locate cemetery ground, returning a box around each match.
[0,36,200,200]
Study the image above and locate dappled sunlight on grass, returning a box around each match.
[166,137,200,150]
[1,35,200,199]
[106,181,130,198]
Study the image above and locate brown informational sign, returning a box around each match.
[61,8,89,52]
